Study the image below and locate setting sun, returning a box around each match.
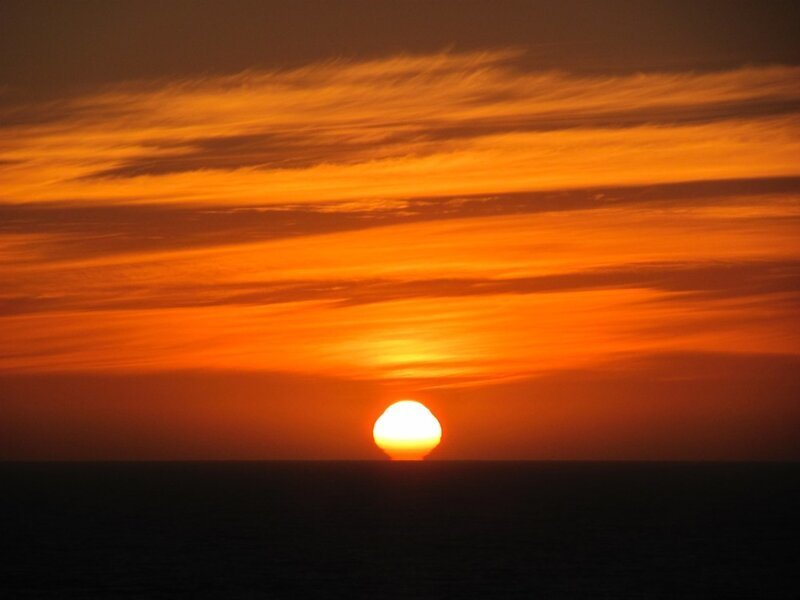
[373,401,443,460]
[3,3,800,597]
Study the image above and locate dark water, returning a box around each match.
[1,462,798,599]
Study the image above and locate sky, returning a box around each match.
[1,0,799,460]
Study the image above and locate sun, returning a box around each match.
[373,400,442,460]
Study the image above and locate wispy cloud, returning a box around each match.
[3,260,799,317]
[1,52,799,383]
[0,176,797,259]
[2,201,798,379]
[1,53,799,205]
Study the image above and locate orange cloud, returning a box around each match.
[2,200,798,380]
[1,51,799,386]
[1,53,799,205]
[1,51,800,459]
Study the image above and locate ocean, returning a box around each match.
[1,462,797,598]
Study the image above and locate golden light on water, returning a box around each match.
[373,401,442,460]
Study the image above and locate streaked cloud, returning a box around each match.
[2,53,799,206]
[0,51,798,391]
[3,260,799,317]
[0,176,797,259]
[2,200,798,380]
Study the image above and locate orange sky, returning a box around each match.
[1,2,799,460]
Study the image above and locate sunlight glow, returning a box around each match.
[373,401,442,460]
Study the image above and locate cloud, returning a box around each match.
[2,260,798,316]
[1,176,797,260]
[1,52,799,381]
[85,98,800,179]
[1,54,799,206]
